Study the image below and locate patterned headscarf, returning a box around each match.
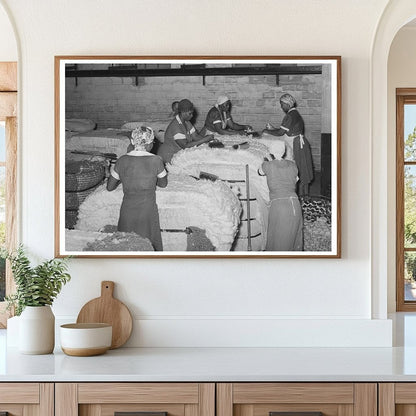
[131,126,154,150]
[279,93,297,109]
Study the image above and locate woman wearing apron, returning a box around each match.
[262,93,313,196]
[258,146,303,252]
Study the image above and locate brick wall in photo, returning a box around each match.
[65,72,325,170]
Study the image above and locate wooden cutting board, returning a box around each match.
[76,281,133,349]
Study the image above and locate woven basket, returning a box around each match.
[65,210,78,230]
[65,184,100,210]
[65,161,105,192]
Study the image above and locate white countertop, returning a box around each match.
[3,313,416,382]
[2,345,416,382]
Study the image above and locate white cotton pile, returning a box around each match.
[157,174,242,251]
[211,134,271,160]
[66,129,130,158]
[66,230,107,252]
[65,229,153,252]
[168,142,270,202]
[168,138,273,251]
[75,184,121,231]
[214,134,286,161]
[65,118,96,133]
[255,137,286,160]
[74,174,241,251]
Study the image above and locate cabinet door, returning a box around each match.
[379,383,416,416]
[55,383,215,416]
[0,383,53,415]
[217,383,377,416]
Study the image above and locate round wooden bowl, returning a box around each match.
[60,323,112,356]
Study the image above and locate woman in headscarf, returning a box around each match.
[107,126,167,251]
[169,100,179,118]
[258,146,303,251]
[157,99,215,163]
[262,93,313,196]
[203,95,252,135]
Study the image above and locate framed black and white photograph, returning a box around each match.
[55,56,341,258]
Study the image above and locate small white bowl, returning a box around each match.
[60,323,112,356]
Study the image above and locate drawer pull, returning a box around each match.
[115,413,168,416]
[270,413,323,416]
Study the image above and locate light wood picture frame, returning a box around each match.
[55,56,341,258]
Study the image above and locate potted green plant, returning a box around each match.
[4,245,71,354]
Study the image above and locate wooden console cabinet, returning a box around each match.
[55,383,215,416]
[217,383,377,416]
[379,383,416,416]
[5,381,416,416]
[54,382,378,416]
[0,383,53,415]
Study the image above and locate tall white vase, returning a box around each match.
[6,315,20,347]
[19,306,55,354]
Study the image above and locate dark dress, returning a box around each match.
[113,151,166,251]
[280,108,313,194]
[157,115,198,163]
[261,159,303,251]
[280,107,304,136]
[204,105,231,133]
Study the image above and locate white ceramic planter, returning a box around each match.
[60,323,112,356]
[6,315,20,347]
[19,305,55,354]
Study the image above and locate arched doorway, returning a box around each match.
[387,15,416,312]
[371,1,416,318]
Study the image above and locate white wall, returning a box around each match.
[387,26,416,312]
[0,0,394,347]
[0,3,16,61]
